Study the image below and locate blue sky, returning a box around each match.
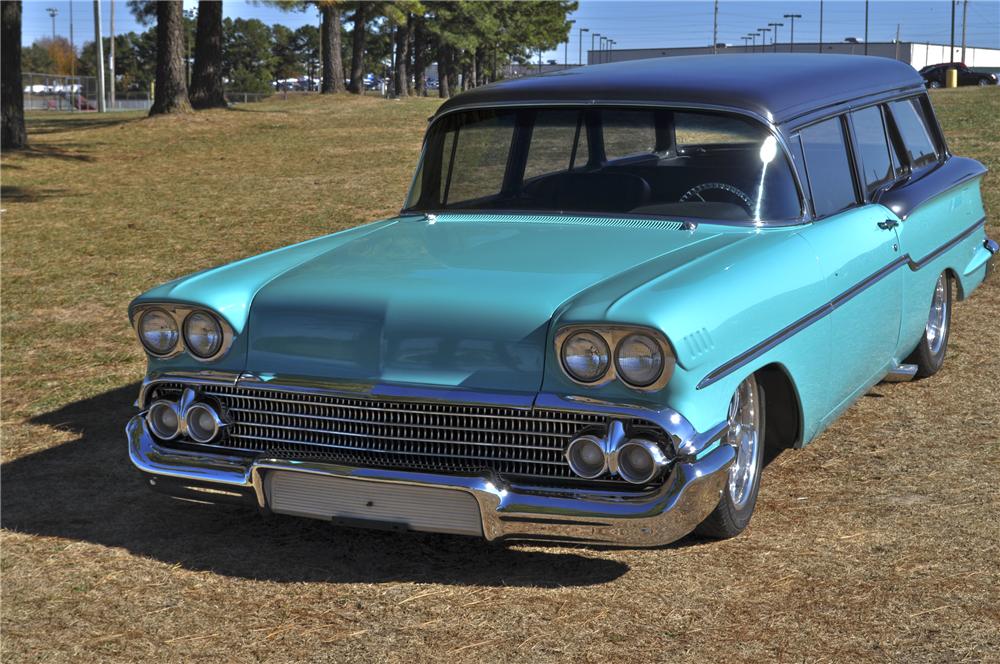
[20,0,1000,64]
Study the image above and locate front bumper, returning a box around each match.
[127,413,734,547]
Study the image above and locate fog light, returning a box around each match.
[616,439,669,484]
[147,400,180,440]
[184,402,223,443]
[565,435,608,479]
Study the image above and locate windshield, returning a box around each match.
[404,107,802,223]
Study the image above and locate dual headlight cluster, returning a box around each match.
[558,326,674,390]
[135,306,230,360]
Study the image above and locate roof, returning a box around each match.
[436,54,925,125]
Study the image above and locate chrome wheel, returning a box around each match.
[725,376,762,509]
[925,274,950,357]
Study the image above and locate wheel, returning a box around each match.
[978,78,990,87]
[695,374,765,540]
[928,80,942,89]
[906,272,953,378]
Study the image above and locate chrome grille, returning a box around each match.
[151,382,668,486]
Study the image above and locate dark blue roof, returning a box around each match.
[436,54,925,125]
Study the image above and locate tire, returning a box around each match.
[905,272,953,378]
[929,80,942,89]
[695,374,765,540]
[978,79,990,87]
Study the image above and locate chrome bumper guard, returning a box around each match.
[127,410,734,547]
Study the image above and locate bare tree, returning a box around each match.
[150,0,192,115]
[1,0,26,149]
[190,0,227,109]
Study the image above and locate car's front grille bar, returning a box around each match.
[150,382,667,487]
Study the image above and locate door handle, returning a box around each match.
[878,219,899,230]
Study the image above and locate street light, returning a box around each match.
[784,13,802,52]
[578,27,589,65]
[741,35,751,52]
[46,7,58,40]
[565,20,574,67]
[864,0,870,55]
[748,33,758,53]
[757,27,771,52]
[610,40,616,63]
[769,22,784,52]
[591,32,601,65]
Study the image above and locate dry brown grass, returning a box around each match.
[2,89,999,663]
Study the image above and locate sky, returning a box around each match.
[20,0,1000,65]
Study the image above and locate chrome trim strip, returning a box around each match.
[697,216,987,389]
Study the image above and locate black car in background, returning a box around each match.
[920,62,998,88]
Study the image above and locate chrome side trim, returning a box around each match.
[697,216,987,389]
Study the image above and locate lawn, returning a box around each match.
[2,89,999,662]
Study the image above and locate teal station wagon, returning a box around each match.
[128,55,996,546]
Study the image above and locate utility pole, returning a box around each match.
[109,0,115,108]
[819,0,824,52]
[960,0,968,63]
[600,36,606,63]
[93,1,106,112]
[610,40,616,63]
[864,0,870,55]
[578,27,588,65]
[895,24,901,60]
[712,0,719,54]
[742,35,751,52]
[769,22,784,52]
[758,27,771,53]
[784,14,802,52]
[46,7,58,40]
[749,33,757,53]
[591,32,600,65]
[950,0,956,62]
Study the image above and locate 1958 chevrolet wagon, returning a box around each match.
[127,55,997,546]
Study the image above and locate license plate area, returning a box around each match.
[265,470,484,537]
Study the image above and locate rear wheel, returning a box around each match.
[695,374,765,540]
[906,272,953,378]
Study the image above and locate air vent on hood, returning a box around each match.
[431,213,685,231]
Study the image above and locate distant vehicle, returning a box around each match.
[919,63,997,88]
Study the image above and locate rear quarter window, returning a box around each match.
[799,117,859,218]
[888,98,939,170]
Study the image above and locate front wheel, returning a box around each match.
[928,80,942,89]
[979,78,991,87]
[695,374,765,540]
[906,272,953,378]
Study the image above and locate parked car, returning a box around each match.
[127,54,996,547]
[920,62,998,88]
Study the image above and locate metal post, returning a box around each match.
[758,28,771,53]
[578,27,588,65]
[769,22,784,52]
[46,7,57,40]
[712,0,719,54]
[742,36,750,52]
[93,1,106,112]
[749,33,757,53]
[960,0,968,63]
[69,2,75,110]
[864,0,869,55]
[784,14,802,52]
[110,0,115,109]
[950,0,956,62]
[819,0,824,53]
[591,33,600,65]
[895,23,901,60]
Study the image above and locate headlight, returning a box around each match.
[183,311,224,358]
[561,330,610,383]
[615,333,664,387]
[138,308,179,355]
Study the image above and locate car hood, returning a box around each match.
[245,214,748,395]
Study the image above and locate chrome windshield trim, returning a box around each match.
[697,215,987,390]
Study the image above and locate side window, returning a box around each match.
[523,111,589,181]
[851,105,895,196]
[799,116,859,217]
[601,110,657,160]
[441,113,515,205]
[674,112,761,146]
[888,98,939,170]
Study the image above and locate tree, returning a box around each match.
[346,2,367,93]
[381,2,422,98]
[190,0,227,108]
[21,39,56,74]
[318,2,346,92]
[293,24,320,86]
[272,24,301,82]
[149,0,192,114]
[2,0,26,150]
[223,18,275,93]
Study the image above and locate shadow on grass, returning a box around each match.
[1,383,629,588]
[10,144,95,163]
[26,115,135,135]
[1,185,74,202]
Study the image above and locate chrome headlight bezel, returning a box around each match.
[555,325,675,391]
[131,304,235,362]
[183,310,225,359]
[559,329,611,384]
[137,307,180,357]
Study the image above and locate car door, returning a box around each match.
[794,115,903,419]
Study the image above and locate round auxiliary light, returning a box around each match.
[616,439,669,485]
[561,331,610,383]
[146,400,181,440]
[184,402,223,443]
[183,311,224,358]
[138,308,179,356]
[565,435,608,479]
[615,333,664,387]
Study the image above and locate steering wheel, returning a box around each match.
[679,182,755,215]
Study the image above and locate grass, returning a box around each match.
[2,88,999,663]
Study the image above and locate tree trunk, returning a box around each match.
[475,47,486,86]
[189,0,226,109]
[438,46,450,98]
[320,4,345,93]
[461,58,470,91]
[413,18,427,96]
[469,52,477,89]
[150,0,191,115]
[394,15,411,98]
[1,1,26,150]
[347,3,366,94]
